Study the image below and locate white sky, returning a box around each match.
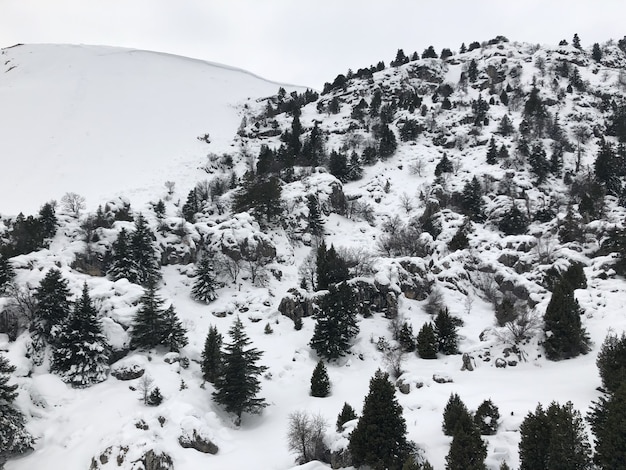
[1,0,625,89]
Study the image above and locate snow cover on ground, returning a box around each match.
[0,44,305,215]
[2,40,626,470]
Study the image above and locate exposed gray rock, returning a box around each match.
[461,353,475,371]
[111,364,144,381]
[396,379,411,394]
[495,358,507,368]
[433,373,453,384]
[179,431,219,454]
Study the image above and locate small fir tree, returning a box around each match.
[213,317,268,425]
[416,322,438,359]
[0,254,15,294]
[498,203,529,235]
[107,228,141,284]
[52,283,110,387]
[310,360,330,397]
[543,280,590,361]
[191,251,218,303]
[33,268,72,345]
[349,370,410,470]
[38,201,58,240]
[442,393,472,436]
[434,309,461,355]
[181,188,199,222]
[474,399,500,435]
[486,137,498,164]
[147,387,163,406]
[161,304,188,352]
[129,284,168,350]
[398,322,416,352]
[130,214,161,286]
[595,332,626,394]
[587,383,626,469]
[201,325,222,383]
[445,412,488,470]
[306,195,324,238]
[316,242,349,291]
[336,402,357,431]
[461,176,485,222]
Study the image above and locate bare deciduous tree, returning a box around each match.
[164,181,176,196]
[61,192,86,217]
[137,374,155,405]
[287,411,328,464]
[214,252,243,284]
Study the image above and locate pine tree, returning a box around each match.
[378,124,398,159]
[572,33,582,49]
[38,201,57,240]
[161,304,188,352]
[52,283,110,387]
[474,399,500,435]
[595,332,626,394]
[310,360,330,397]
[201,325,222,383]
[191,251,218,303]
[131,214,161,286]
[349,370,410,470]
[445,412,487,470]
[33,268,72,345]
[398,322,416,352]
[181,188,199,222]
[0,254,15,294]
[442,393,472,436]
[306,195,324,238]
[435,309,460,355]
[328,150,349,182]
[147,387,163,406]
[435,154,454,177]
[310,282,359,360]
[499,203,529,235]
[461,176,485,222]
[416,322,438,359]
[592,42,602,62]
[588,383,626,469]
[130,285,168,350]
[0,353,34,460]
[213,317,268,425]
[529,142,550,184]
[107,228,141,284]
[543,280,590,361]
[486,137,498,164]
[347,151,363,181]
[316,242,349,291]
[336,402,357,431]
[519,402,592,470]
[468,59,478,82]
[498,114,514,136]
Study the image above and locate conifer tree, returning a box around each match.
[52,283,110,387]
[38,201,58,240]
[336,402,357,431]
[445,412,487,470]
[191,251,218,303]
[0,254,15,294]
[310,360,330,397]
[0,353,34,460]
[347,151,363,181]
[595,332,626,394]
[461,176,485,222]
[33,268,72,346]
[442,393,472,436]
[349,370,410,469]
[486,137,498,164]
[519,402,592,470]
[474,399,500,435]
[107,228,141,284]
[398,322,416,352]
[130,284,168,350]
[378,124,398,159]
[181,188,199,222]
[499,203,529,235]
[592,42,602,62]
[131,214,161,286]
[587,383,626,469]
[201,325,222,383]
[435,154,454,177]
[316,242,349,291]
[416,322,438,359]
[497,114,514,136]
[543,280,590,360]
[310,282,359,360]
[529,142,550,184]
[468,59,478,82]
[435,309,460,355]
[213,317,268,425]
[161,304,188,352]
[306,195,324,238]
[328,150,349,182]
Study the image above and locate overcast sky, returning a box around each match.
[1,0,625,89]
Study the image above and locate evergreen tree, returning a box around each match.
[474,399,500,435]
[233,174,283,225]
[349,370,410,470]
[336,402,357,431]
[435,154,454,177]
[445,412,487,470]
[301,123,325,166]
[213,317,268,425]
[310,282,359,360]
[442,393,472,436]
[422,46,438,59]
[572,33,582,49]
[435,309,460,355]
[499,91,510,108]
[497,115,514,136]
[347,151,363,181]
[529,142,550,184]
[498,144,510,160]
[310,360,330,397]
[316,242,349,291]
[38,201,57,240]
[51,283,110,387]
[161,304,188,352]
[146,387,163,406]
[0,254,15,294]
[201,325,222,383]
[416,322,438,359]
[588,383,626,469]
[519,402,592,470]
[550,142,564,176]
[181,188,199,222]
[378,124,398,159]
[468,59,478,82]
[392,49,409,67]
[130,285,168,350]
[558,204,584,244]
[191,251,218,303]
[107,228,141,284]
[595,140,622,196]
[592,42,602,62]
[499,203,529,235]
[543,280,590,361]
[398,322,416,352]
[131,214,161,286]
[33,268,72,345]
[595,332,626,394]
[328,150,349,182]
[486,137,498,164]
[461,176,485,222]
[0,353,34,461]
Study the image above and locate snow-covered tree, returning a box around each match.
[201,325,222,383]
[107,228,141,284]
[191,251,218,303]
[33,268,72,346]
[160,305,188,353]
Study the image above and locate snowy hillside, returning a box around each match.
[2,37,626,470]
[0,44,304,215]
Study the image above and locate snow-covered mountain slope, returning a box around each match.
[0,44,304,215]
[2,37,626,470]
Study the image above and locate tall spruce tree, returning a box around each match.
[588,383,626,469]
[161,304,188,352]
[442,393,472,436]
[33,268,72,346]
[461,176,485,222]
[213,317,268,425]
[310,282,359,360]
[0,353,34,461]
[349,370,410,470]
[445,412,487,470]
[0,254,15,294]
[416,322,438,359]
[38,201,57,240]
[107,228,141,284]
[306,195,324,238]
[486,137,498,164]
[130,285,168,350]
[310,360,330,397]
[191,251,218,303]
[201,325,222,383]
[434,309,460,355]
[130,214,161,286]
[316,242,349,291]
[543,280,590,360]
[595,332,626,394]
[519,402,592,470]
[51,283,110,387]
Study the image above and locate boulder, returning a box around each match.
[179,431,219,455]
[111,363,144,381]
